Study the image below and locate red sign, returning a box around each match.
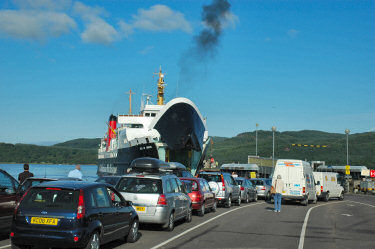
[370,170,375,178]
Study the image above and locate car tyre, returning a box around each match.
[324,193,330,202]
[164,212,175,231]
[211,200,217,212]
[185,207,192,223]
[254,193,258,202]
[339,192,344,201]
[245,194,249,203]
[225,196,232,208]
[198,203,205,217]
[125,219,139,243]
[235,195,241,206]
[85,231,100,249]
[266,192,271,201]
[301,197,308,206]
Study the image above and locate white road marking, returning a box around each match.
[0,245,10,249]
[341,213,353,217]
[150,202,265,249]
[347,200,375,208]
[298,201,347,249]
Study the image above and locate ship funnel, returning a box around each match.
[106,114,117,150]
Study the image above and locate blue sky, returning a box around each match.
[0,0,374,145]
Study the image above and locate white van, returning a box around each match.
[272,159,317,206]
[313,172,344,201]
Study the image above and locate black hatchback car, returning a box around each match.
[11,181,139,249]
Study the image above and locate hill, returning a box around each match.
[0,130,374,168]
[210,130,375,168]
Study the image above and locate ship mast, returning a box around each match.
[154,67,165,105]
[126,89,135,114]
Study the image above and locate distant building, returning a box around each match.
[316,165,368,180]
[248,156,274,177]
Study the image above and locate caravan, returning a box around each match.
[272,159,317,206]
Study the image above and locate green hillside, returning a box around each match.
[210,130,375,168]
[54,138,101,149]
[0,130,374,168]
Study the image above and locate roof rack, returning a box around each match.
[129,157,170,174]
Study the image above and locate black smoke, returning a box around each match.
[177,0,232,92]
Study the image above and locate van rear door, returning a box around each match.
[285,161,303,197]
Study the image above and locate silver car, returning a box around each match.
[117,173,192,231]
[250,178,272,200]
[235,177,258,203]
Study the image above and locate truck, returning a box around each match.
[313,172,344,201]
[272,159,317,206]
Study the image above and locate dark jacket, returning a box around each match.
[18,171,34,183]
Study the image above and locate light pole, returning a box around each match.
[345,129,350,165]
[255,123,259,156]
[272,126,276,168]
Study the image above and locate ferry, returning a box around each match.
[97,68,210,176]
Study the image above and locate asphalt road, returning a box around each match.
[1,194,374,249]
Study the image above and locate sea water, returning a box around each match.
[0,164,98,182]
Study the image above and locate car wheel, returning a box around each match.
[301,197,308,206]
[266,192,271,201]
[324,193,330,202]
[198,203,205,217]
[126,219,139,243]
[236,195,241,206]
[254,193,258,202]
[245,194,249,203]
[164,212,175,231]
[211,200,217,212]
[85,231,100,249]
[339,192,344,201]
[225,196,232,208]
[185,207,192,223]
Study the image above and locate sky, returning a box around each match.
[0,0,374,145]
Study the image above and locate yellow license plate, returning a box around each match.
[135,206,146,212]
[30,217,58,226]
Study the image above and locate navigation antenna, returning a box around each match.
[126,89,135,114]
[154,66,166,105]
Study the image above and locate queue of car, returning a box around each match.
[0,158,346,249]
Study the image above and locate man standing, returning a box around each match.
[18,163,34,184]
[68,165,83,179]
[273,175,285,212]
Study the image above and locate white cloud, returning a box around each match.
[139,45,154,55]
[287,29,298,38]
[131,5,192,33]
[0,10,76,40]
[13,0,72,11]
[222,12,239,29]
[118,20,133,38]
[73,2,118,45]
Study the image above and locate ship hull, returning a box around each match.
[97,143,159,176]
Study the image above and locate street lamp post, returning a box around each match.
[345,129,350,165]
[256,123,259,156]
[272,126,277,168]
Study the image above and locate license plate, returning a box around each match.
[30,217,58,226]
[135,206,146,212]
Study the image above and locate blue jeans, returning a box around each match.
[274,193,282,211]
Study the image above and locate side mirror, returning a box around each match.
[126,200,133,206]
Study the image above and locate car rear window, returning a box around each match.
[235,179,243,185]
[118,177,163,194]
[96,177,120,186]
[182,180,198,192]
[198,174,221,183]
[21,188,79,211]
[264,179,272,186]
[251,180,264,186]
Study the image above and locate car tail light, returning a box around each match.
[46,188,61,190]
[221,175,225,191]
[240,186,244,191]
[14,189,30,215]
[195,193,203,202]
[77,189,85,219]
[261,186,266,190]
[302,187,306,194]
[157,194,167,206]
[321,186,323,192]
[136,175,144,177]
[73,236,79,242]
[10,232,14,237]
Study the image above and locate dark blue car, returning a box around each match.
[11,181,139,249]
